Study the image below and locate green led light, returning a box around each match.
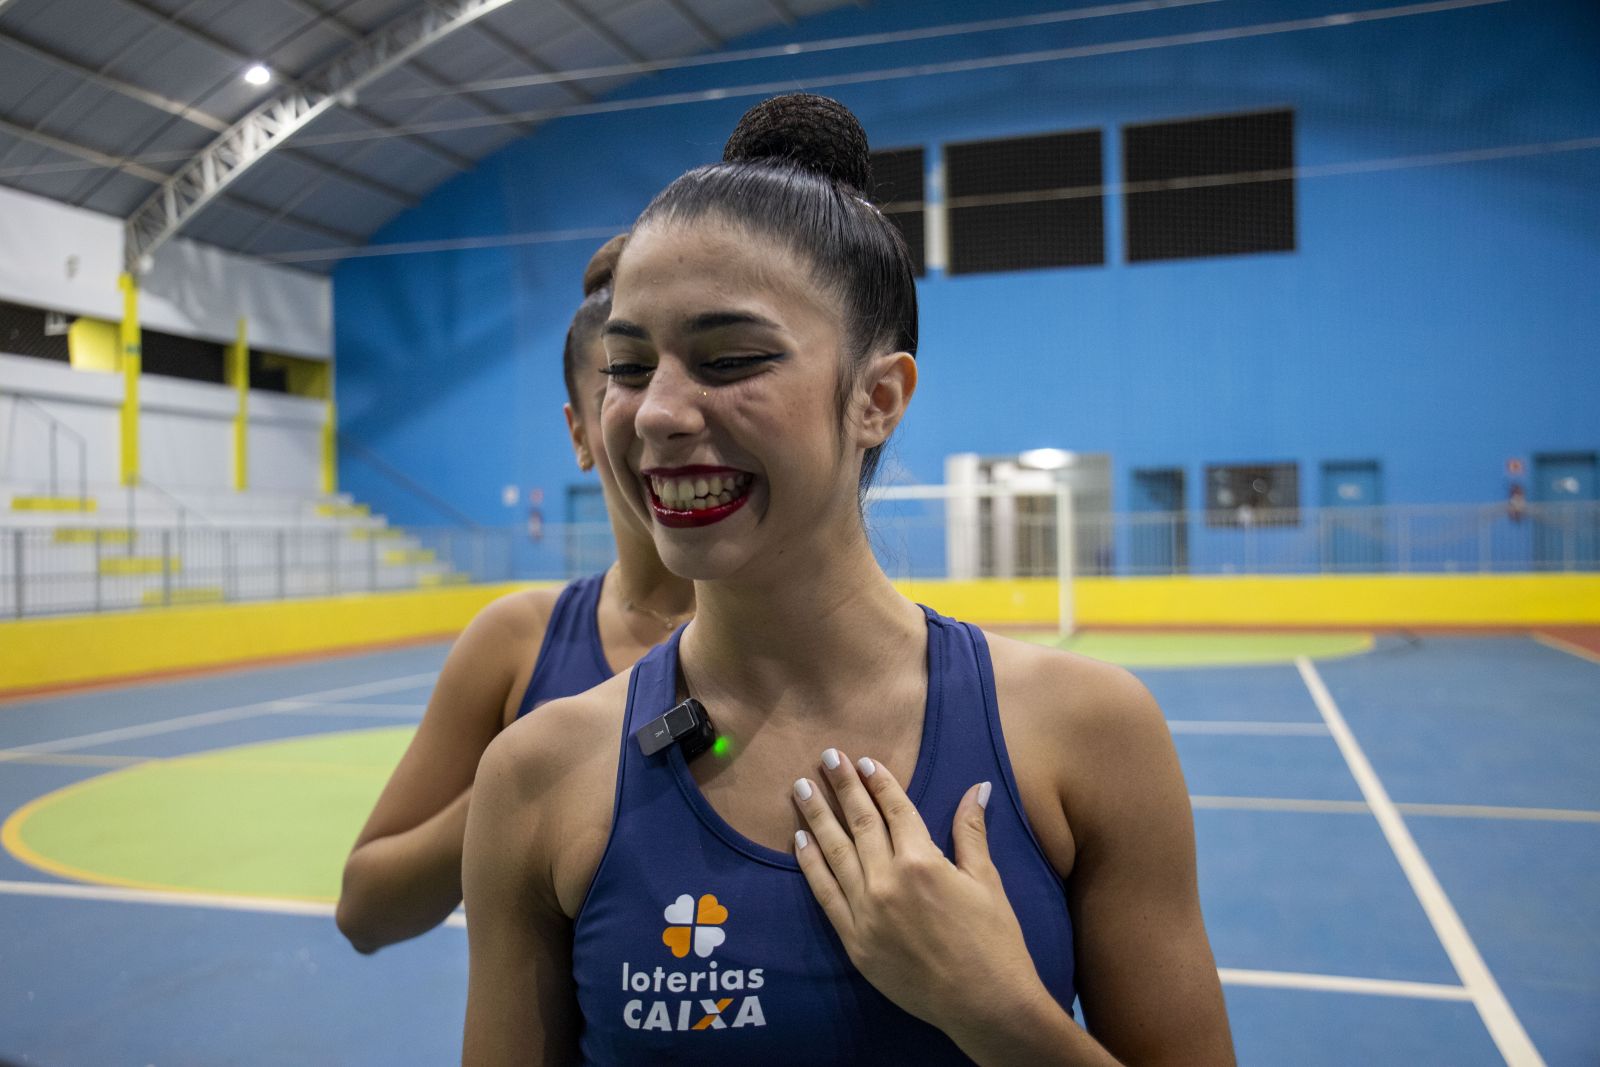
[712,735,731,758]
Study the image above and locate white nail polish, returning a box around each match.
[856,756,876,777]
[793,778,813,801]
[822,748,841,770]
[977,781,992,809]
[795,830,809,850]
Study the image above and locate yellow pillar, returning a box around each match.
[226,318,249,491]
[118,273,141,487]
[321,378,337,495]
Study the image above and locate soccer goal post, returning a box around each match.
[863,481,1076,638]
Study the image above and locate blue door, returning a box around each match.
[1321,461,1384,571]
[1130,468,1186,574]
[1532,452,1598,570]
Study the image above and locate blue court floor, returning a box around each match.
[0,635,1596,1065]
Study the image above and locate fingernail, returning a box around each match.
[821,748,841,770]
[793,778,813,801]
[977,781,992,809]
[856,756,876,777]
[795,830,809,850]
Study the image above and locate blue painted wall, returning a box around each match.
[333,0,1600,568]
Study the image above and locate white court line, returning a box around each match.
[0,880,1478,1002]
[1218,967,1471,1001]
[1396,802,1600,824]
[0,878,467,927]
[1296,657,1545,1067]
[1167,720,1331,736]
[0,672,438,763]
[1191,795,1371,814]
[271,701,427,717]
[1192,795,1600,823]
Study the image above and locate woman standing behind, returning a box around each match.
[336,236,694,954]
[464,95,1233,1065]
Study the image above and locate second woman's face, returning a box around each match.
[600,220,865,581]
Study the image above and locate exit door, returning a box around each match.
[1532,452,1598,569]
[1130,468,1186,574]
[1321,460,1384,571]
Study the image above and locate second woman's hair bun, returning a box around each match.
[722,93,873,195]
[583,233,628,297]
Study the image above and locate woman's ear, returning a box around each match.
[855,352,918,450]
[563,403,594,472]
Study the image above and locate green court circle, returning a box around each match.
[6,633,1368,900]
[6,727,413,902]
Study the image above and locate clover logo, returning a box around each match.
[662,893,728,959]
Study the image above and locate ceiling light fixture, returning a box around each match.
[244,64,272,86]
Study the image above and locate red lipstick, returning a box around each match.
[642,466,754,529]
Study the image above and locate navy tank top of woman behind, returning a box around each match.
[571,606,1076,1064]
[515,571,612,719]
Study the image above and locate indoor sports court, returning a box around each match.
[1,1,1596,1065]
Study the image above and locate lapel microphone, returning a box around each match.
[634,697,717,761]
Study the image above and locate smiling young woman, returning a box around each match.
[461,95,1235,1066]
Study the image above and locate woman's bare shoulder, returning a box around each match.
[475,668,636,915]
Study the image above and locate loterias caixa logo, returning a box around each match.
[621,892,767,1032]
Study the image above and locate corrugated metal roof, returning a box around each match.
[0,0,857,272]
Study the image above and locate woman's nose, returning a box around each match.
[635,360,706,442]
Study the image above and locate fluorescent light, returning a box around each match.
[244,64,272,86]
[1017,448,1074,471]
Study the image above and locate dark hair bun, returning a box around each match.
[723,93,872,195]
[583,233,627,297]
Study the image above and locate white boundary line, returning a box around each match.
[1295,656,1545,1066]
[0,880,1475,1000]
[1191,795,1372,814]
[1167,720,1331,736]
[0,673,437,763]
[270,701,428,717]
[1217,967,1471,1001]
[0,879,467,927]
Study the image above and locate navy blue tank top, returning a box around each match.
[515,572,612,719]
[570,607,1075,1064]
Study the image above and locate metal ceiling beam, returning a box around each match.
[0,31,418,210]
[276,0,545,135]
[552,0,650,65]
[661,0,724,49]
[762,0,798,26]
[109,0,475,173]
[454,10,595,103]
[0,114,364,246]
[123,0,527,271]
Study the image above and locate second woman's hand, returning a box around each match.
[790,748,1056,1051]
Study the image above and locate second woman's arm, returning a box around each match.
[336,591,554,953]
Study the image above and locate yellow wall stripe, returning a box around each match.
[66,317,122,373]
[0,582,550,694]
[2,575,1594,695]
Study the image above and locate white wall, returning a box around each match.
[0,352,324,493]
[0,185,331,359]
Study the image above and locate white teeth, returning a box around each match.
[650,472,753,510]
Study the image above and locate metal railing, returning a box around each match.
[2,501,1594,619]
[1,393,89,505]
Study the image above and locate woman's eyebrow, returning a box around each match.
[603,319,647,339]
[685,311,780,333]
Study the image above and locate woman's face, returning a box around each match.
[566,329,645,539]
[600,220,871,582]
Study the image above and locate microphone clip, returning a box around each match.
[634,697,716,761]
